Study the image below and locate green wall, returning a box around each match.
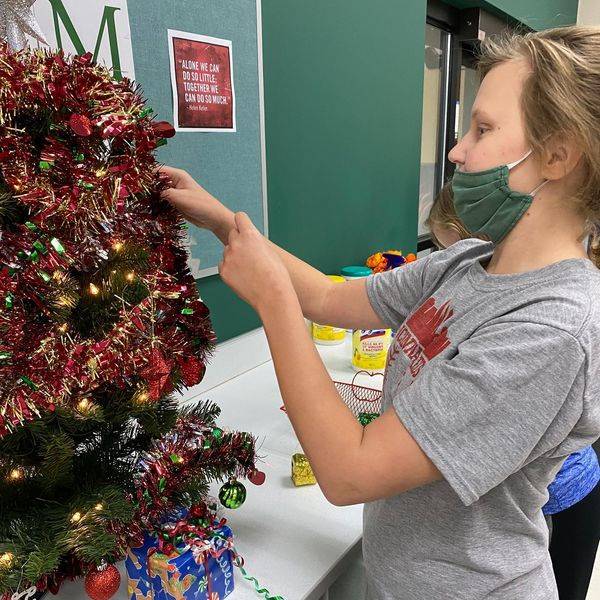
[262,3,426,276]
[198,0,579,343]
[199,0,427,341]
[448,0,578,30]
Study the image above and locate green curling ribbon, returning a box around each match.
[75,153,85,162]
[17,251,27,259]
[39,160,53,171]
[169,453,182,464]
[29,250,39,263]
[181,308,194,315]
[38,271,51,283]
[5,293,14,309]
[50,238,65,254]
[19,376,39,391]
[0,351,12,361]
[212,427,223,443]
[158,477,166,492]
[233,556,285,600]
[139,107,153,118]
[156,138,168,147]
[24,221,38,231]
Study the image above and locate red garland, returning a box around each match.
[0,43,215,434]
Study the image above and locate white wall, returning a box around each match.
[578,0,600,25]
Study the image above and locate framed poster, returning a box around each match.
[168,30,236,132]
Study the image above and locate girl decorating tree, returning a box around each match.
[428,183,600,600]
[161,26,600,600]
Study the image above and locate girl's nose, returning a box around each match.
[448,138,467,167]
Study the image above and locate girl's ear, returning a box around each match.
[540,134,584,181]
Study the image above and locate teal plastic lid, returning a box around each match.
[341,266,372,278]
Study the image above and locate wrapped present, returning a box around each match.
[291,453,316,487]
[126,524,235,600]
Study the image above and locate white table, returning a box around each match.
[59,331,378,600]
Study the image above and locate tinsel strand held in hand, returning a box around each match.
[0,43,260,598]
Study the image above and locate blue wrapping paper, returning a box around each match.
[126,525,235,600]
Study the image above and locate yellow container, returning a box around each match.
[312,275,346,345]
[352,329,392,372]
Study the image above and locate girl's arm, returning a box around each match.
[220,213,442,505]
[160,166,386,330]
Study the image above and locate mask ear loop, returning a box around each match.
[506,149,533,170]
[507,148,548,196]
[529,179,549,196]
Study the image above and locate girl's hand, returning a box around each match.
[158,166,235,243]
[220,212,295,313]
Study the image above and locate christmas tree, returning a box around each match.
[0,43,260,599]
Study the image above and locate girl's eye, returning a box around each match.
[478,126,490,136]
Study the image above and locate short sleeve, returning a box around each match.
[393,321,586,505]
[365,239,492,330]
[365,256,432,329]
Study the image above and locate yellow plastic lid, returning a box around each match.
[327,275,345,284]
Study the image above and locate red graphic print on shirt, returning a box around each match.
[388,297,453,378]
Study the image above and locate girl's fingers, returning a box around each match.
[157,165,190,188]
[234,211,255,233]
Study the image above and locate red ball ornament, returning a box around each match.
[152,120,176,139]
[84,564,120,600]
[249,469,266,486]
[179,355,206,387]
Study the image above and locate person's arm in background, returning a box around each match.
[159,166,385,330]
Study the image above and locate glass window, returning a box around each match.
[456,55,479,141]
[418,24,450,238]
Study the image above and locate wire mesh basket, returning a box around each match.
[334,371,383,418]
[279,371,383,422]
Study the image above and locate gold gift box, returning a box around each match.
[291,453,316,486]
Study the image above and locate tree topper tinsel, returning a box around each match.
[0,0,47,51]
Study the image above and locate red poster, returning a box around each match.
[169,31,236,131]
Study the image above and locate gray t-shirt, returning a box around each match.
[364,239,600,600]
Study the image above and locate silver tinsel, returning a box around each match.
[0,0,47,51]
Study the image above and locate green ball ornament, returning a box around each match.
[219,480,247,509]
[358,412,380,426]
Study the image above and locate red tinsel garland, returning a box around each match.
[0,44,215,436]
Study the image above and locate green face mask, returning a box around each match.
[451,150,548,244]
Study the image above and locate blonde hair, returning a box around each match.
[426,183,471,248]
[477,26,600,228]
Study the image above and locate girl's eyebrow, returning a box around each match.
[472,108,493,122]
